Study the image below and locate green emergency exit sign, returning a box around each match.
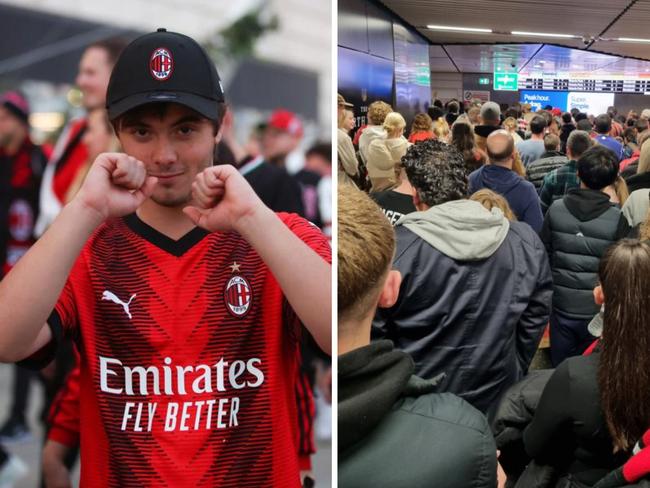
[493,73,519,91]
[478,77,490,85]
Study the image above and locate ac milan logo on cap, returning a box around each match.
[150,47,174,81]
[224,275,252,317]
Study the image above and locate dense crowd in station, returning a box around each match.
[338,93,650,487]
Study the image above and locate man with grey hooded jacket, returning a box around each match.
[372,139,553,417]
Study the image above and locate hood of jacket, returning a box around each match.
[563,188,615,221]
[338,340,440,450]
[474,124,502,139]
[397,199,510,260]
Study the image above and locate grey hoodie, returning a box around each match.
[397,199,510,260]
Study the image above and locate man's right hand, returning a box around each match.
[74,153,158,220]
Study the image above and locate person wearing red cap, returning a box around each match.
[0,90,49,446]
[238,109,304,215]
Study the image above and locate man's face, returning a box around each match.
[0,106,24,149]
[261,127,300,160]
[76,47,113,110]
[117,104,216,208]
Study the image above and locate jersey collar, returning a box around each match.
[124,213,209,257]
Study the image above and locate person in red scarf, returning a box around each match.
[0,90,49,443]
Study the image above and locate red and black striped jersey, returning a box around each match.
[48,212,330,488]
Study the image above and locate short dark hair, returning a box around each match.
[567,130,593,159]
[530,115,547,135]
[402,139,468,207]
[87,38,130,66]
[562,112,573,124]
[446,100,459,114]
[577,119,593,132]
[571,108,581,118]
[544,133,560,152]
[433,99,443,109]
[575,112,588,122]
[306,142,331,165]
[577,145,619,190]
[113,101,227,136]
[595,114,612,134]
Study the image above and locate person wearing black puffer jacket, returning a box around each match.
[338,184,497,488]
[541,145,629,366]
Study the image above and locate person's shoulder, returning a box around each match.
[507,219,542,245]
[398,391,491,436]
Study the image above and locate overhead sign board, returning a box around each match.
[494,72,519,91]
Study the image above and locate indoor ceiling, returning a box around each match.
[380,0,650,74]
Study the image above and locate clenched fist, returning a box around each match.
[183,164,267,233]
[74,153,158,220]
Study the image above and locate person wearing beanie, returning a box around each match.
[0,29,331,488]
[0,90,49,445]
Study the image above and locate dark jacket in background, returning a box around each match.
[240,157,304,215]
[339,340,497,488]
[526,152,569,190]
[560,123,576,154]
[541,189,624,319]
[373,200,552,415]
[469,164,545,232]
[524,354,628,487]
[492,369,555,487]
[625,172,650,194]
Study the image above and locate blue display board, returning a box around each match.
[520,90,568,112]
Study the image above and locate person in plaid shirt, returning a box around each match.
[539,130,593,213]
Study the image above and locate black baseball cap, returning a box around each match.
[106,28,225,121]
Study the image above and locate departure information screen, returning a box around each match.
[519,77,650,93]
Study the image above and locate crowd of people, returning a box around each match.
[338,94,650,487]
[0,32,332,488]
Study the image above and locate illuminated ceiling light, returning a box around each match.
[511,31,577,38]
[618,37,650,43]
[427,25,492,33]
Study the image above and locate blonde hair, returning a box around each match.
[433,117,450,140]
[614,176,630,206]
[338,185,395,322]
[368,101,393,125]
[512,151,526,177]
[503,117,518,132]
[470,189,517,221]
[383,112,406,136]
[410,113,433,135]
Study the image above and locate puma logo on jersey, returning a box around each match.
[102,291,136,319]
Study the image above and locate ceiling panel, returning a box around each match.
[380,0,650,62]
[428,45,456,71]
[444,43,542,73]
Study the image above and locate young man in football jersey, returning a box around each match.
[0,29,331,488]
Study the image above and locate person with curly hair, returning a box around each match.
[372,139,552,415]
[358,100,392,164]
[407,113,434,143]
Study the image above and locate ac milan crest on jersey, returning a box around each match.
[224,275,252,317]
[149,47,173,81]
